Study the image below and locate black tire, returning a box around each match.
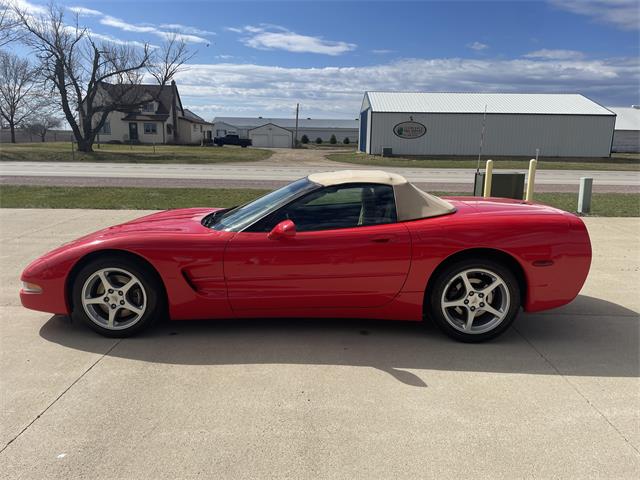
[71,256,165,338]
[427,258,521,342]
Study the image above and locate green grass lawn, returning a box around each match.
[0,142,273,164]
[327,152,640,171]
[1,185,638,216]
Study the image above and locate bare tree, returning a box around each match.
[11,3,192,152]
[0,4,21,47]
[0,50,36,143]
[25,99,63,141]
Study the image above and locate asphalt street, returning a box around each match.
[2,160,639,187]
[0,209,638,479]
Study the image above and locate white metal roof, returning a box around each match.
[607,107,640,131]
[364,92,614,116]
[212,117,359,129]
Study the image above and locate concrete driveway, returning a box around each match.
[0,209,638,479]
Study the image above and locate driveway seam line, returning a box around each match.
[513,325,640,456]
[0,339,123,455]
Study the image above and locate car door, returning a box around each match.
[223,183,412,312]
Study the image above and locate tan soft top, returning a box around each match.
[307,169,455,220]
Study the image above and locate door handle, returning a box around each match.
[371,235,393,243]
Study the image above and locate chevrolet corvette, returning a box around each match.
[20,170,592,342]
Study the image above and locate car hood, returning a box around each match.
[62,207,222,247]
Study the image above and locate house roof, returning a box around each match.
[212,116,359,129]
[182,108,211,124]
[607,107,640,131]
[248,122,291,133]
[363,92,614,116]
[98,81,174,114]
[121,113,170,121]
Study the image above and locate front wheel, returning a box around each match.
[427,259,521,342]
[71,257,164,337]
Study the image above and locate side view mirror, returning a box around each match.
[268,220,296,240]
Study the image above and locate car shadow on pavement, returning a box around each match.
[39,294,638,387]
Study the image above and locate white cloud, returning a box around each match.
[159,24,216,36]
[524,49,585,60]
[468,41,489,51]
[372,49,394,54]
[172,55,639,119]
[98,15,212,44]
[67,6,103,17]
[549,0,640,30]
[231,25,356,55]
[0,0,46,14]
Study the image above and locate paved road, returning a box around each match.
[1,210,638,479]
[1,160,639,187]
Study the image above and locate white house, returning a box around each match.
[92,81,213,145]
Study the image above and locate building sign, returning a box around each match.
[393,121,426,139]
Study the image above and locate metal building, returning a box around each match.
[359,92,616,157]
[212,117,359,148]
[608,106,640,153]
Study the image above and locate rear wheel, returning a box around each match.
[427,259,521,342]
[71,257,163,337]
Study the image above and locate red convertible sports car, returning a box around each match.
[20,170,591,342]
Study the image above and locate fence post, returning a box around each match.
[525,158,537,201]
[578,177,593,214]
[483,159,493,198]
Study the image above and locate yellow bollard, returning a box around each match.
[525,158,537,201]
[483,159,493,198]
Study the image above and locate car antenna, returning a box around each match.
[476,104,487,173]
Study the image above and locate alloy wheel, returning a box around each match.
[440,268,510,335]
[81,267,147,330]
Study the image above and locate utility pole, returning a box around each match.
[294,103,299,148]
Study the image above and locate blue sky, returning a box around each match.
[8,0,640,119]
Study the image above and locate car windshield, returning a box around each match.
[207,178,318,231]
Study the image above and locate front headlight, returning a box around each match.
[21,281,42,293]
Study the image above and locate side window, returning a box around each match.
[250,184,397,232]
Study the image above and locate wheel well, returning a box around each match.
[65,249,168,312]
[424,248,527,309]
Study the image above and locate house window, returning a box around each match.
[200,125,203,132]
[98,121,111,135]
[167,124,172,135]
[144,123,157,134]
[142,102,154,112]
[193,124,197,132]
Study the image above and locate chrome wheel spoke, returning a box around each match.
[123,303,144,316]
[107,306,118,328]
[84,296,105,305]
[464,307,476,331]
[459,272,474,295]
[481,278,505,297]
[98,271,114,291]
[443,299,466,308]
[121,278,139,295]
[482,304,504,319]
